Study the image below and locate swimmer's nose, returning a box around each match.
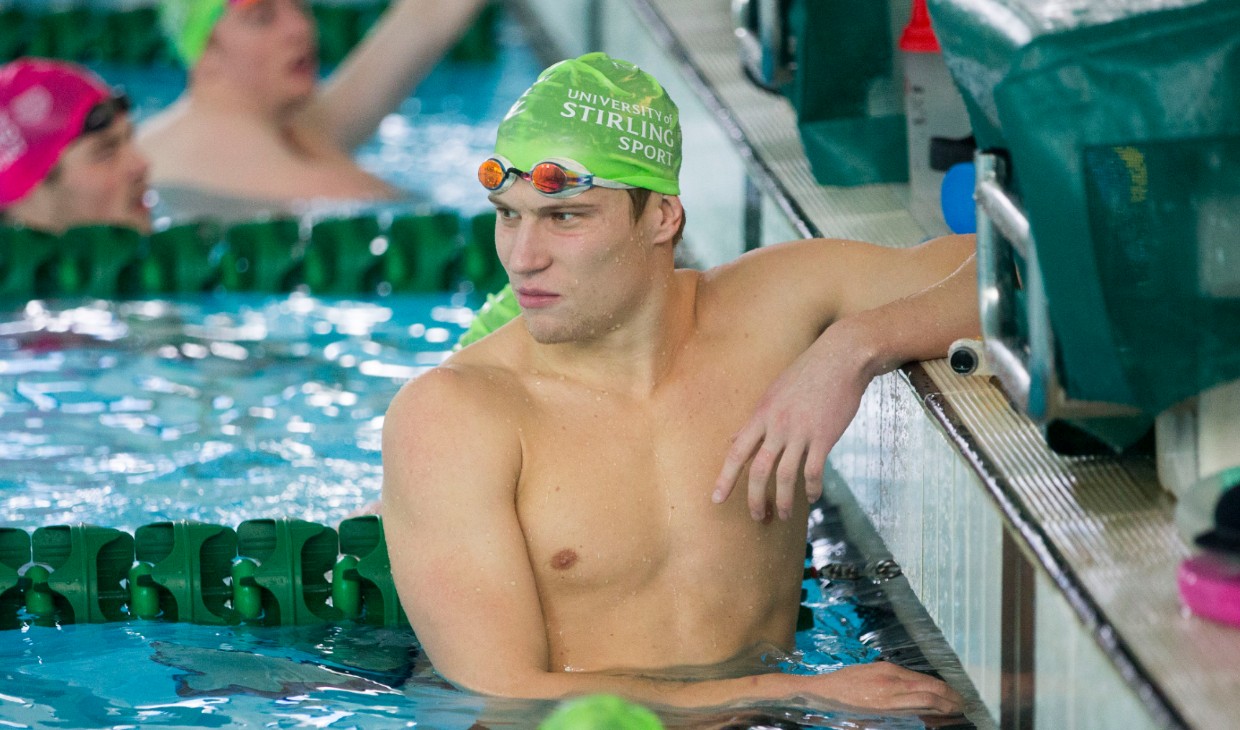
[126,143,151,185]
[502,221,552,276]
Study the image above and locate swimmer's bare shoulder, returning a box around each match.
[382,328,527,500]
[388,352,524,442]
[136,101,228,184]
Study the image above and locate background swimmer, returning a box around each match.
[139,0,487,207]
[0,58,151,234]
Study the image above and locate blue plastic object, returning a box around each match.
[940,161,976,234]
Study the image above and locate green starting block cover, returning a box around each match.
[932,0,1240,416]
[784,0,908,185]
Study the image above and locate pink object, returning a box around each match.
[1178,552,1240,628]
[0,58,111,207]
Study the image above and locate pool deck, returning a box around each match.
[517,0,1240,727]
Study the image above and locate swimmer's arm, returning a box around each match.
[381,368,963,714]
[381,365,551,695]
[712,234,979,518]
[316,0,489,150]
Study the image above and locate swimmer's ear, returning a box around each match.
[651,194,684,247]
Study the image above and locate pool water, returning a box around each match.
[0,293,474,530]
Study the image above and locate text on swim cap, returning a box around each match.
[560,90,676,167]
[0,112,27,171]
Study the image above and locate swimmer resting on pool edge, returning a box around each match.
[381,53,977,714]
[139,0,488,203]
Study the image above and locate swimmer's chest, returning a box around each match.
[513,351,796,592]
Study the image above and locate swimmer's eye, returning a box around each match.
[88,137,123,163]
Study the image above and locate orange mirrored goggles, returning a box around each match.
[477,156,634,198]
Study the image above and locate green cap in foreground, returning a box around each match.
[538,693,664,730]
[496,52,681,195]
[456,284,520,349]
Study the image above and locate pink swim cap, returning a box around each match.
[0,58,113,208]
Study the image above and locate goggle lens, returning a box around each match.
[478,158,509,191]
[82,93,130,136]
[529,163,573,194]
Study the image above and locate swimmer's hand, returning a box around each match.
[805,661,966,716]
[712,326,872,520]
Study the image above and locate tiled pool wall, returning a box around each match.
[515,1,1186,727]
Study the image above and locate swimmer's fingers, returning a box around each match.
[773,439,807,520]
[803,441,828,504]
[900,690,965,716]
[746,442,783,521]
[879,671,966,716]
[712,419,765,506]
[815,662,965,716]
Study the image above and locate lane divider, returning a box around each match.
[0,211,507,300]
[0,515,404,630]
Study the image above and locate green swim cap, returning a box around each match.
[455,284,520,349]
[538,694,664,730]
[159,0,258,67]
[496,53,681,195]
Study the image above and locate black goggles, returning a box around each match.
[82,92,131,136]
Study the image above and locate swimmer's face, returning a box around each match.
[490,179,683,345]
[208,0,319,108]
[36,113,152,234]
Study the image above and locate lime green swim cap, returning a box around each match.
[538,694,664,730]
[158,0,258,67]
[455,284,520,349]
[496,53,681,195]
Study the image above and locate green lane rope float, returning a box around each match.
[0,515,404,630]
[0,1,499,66]
[0,210,504,300]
